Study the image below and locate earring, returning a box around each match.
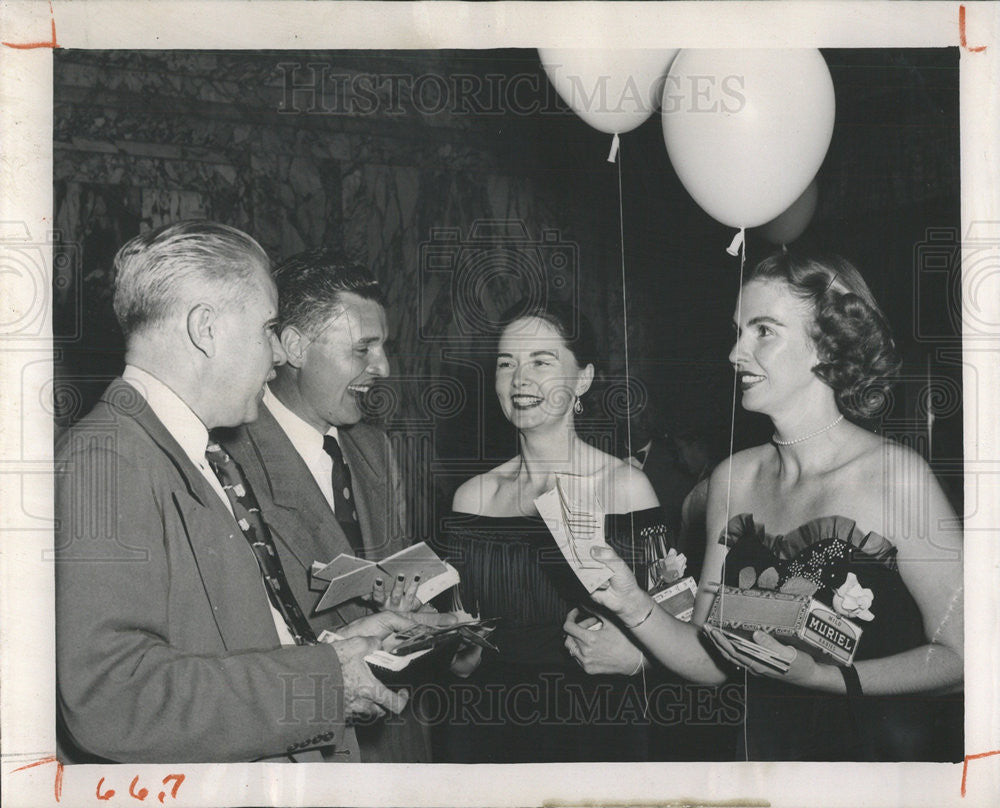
[574,397,583,415]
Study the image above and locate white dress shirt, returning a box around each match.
[263,385,341,512]
[122,365,296,646]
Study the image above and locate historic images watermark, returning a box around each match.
[278,672,745,730]
[275,63,745,118]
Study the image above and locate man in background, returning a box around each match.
[56,222,435,763]
[219,248,433,762]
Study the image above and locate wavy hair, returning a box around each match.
[497,298,598,371]
[496,299,601,414]
[113,221,270,339]
[273,248,384,337]
[746,251,901,420]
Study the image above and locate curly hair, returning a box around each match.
[746,251,901,420]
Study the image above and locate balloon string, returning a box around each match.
[721,229,748,760]
[607,133,621,163]
[615,137,646,714]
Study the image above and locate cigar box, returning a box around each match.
[650,576,698,622]
[708,585,862,666]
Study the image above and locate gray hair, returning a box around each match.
[112,220,270,338]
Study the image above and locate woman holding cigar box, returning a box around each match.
[566,252,964,761]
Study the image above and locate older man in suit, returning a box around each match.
[219,249,435,762]
[55,222,438,763]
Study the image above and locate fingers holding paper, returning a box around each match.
[704,626,817,685]
[587,545,655,626]
[391,574,424,612]
[371,574,425,613]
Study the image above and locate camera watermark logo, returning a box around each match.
[1,222,82,340]
[419,220,578,344]
[914,222,1000,342]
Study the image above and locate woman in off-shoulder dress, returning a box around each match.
[566,252,964,761]
[437,300,664,763]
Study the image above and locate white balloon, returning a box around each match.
[760,179,819,244]
[540,48,679,135]
[662,49,835,229]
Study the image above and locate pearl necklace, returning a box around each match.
[772,414,844,446]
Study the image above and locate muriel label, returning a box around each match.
[802,606,861,664]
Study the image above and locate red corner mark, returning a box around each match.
[12,756,64,802]
[960,5,987,53]
[962,749,1000,797]
[1,1,58,49]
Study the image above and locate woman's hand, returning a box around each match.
[588,545,655,627]
[563,608,645,676]
[371,574,430,613]
[704,626,823,688]
[450,644,484,678]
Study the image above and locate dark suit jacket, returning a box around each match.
[55,380,351,763]
[219,405,430,762]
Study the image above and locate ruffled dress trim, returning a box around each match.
[721,513,898,568]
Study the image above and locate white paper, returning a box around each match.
[534,474,612,593]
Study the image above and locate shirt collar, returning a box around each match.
[263,385,338,462]
[122,365,210,467]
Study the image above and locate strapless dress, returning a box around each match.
[719,513,962,761]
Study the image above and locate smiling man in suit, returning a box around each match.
[55,222,434,764]
[218,248,433,762]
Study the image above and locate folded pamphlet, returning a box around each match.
[311,541,459,613]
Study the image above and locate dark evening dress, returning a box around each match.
[434,508,660,763]
[720,513,963,761]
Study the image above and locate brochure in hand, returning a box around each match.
[310,541,460,613]
[534,473,612,593]
[319,619,499,688]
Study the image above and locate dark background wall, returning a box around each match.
[52,48,963,533]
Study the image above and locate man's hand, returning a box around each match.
[327,636,408,723]
[339,609,458,643]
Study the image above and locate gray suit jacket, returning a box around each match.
[219,405,430,762]
[56,380,351,763]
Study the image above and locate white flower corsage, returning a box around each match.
[833,572,875,621]
[652,548,688,585]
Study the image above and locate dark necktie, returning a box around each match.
[205,441,317,646]
[322,434,365,558]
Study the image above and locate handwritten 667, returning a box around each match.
[96,773,184,803]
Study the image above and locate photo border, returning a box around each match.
[2,2,997,806]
